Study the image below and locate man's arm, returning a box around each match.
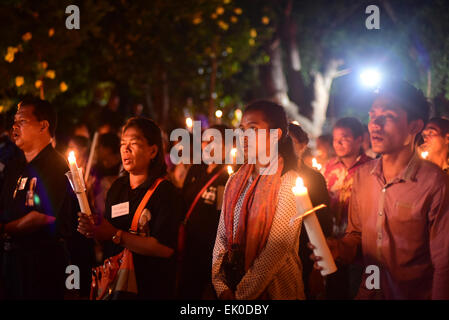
[334,169,363,265]
[2,210,56,236]
[429,177,449,299]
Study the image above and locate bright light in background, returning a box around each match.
[186,117,193,129]
[230,148,237,163]
[291,120,300,125]
[421,151,429,159]
[234,109,242,120]
[360,69,381,88]
[215,110,223,118]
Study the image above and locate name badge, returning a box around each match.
[19,177,28,190]
[111,201,129,218]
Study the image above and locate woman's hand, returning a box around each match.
[308,238,339,271]
[77,212,117,241]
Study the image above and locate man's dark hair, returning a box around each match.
[376,79,430,124]
[428,117,449,137]
[18,97,57,137]
[334,117,365,139]
[98,133,120,155]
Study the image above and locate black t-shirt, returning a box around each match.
[297,160,332,298]
[0,143,78,247]
[0,144,89,299]
[179,164,229,298]
[103,175,184,299]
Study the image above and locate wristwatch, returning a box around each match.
[112,230,123,245]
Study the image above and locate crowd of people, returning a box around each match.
[0,78,448,300]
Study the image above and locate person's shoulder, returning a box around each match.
[418,159,448,184]
[355,157,377,173]
[280,170,298,188]
[301,163,325,181]
[156,178,178,193]
[49,148,69,171]
[108,175,128,193]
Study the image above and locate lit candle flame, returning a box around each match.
[68,150,77,165]
[312,158,322,171]
[292,177,308,196]
[421,151,429,159]
[227,165,234,175]
[186,117,193,129]
[215,110,223,118]
[231,148,237,159]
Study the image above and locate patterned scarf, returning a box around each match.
[223,157,284,271]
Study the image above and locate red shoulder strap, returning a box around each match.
[182,167,225,225]
[130,178,165,232]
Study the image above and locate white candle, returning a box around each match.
[292,177,337,276]
[68,151,92,216]
[84,131,99,183]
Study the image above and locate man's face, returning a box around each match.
[333,127,362,158]
[120,127,157,175]
[368,97,422,155]
[421,123,449,158]
[12,105,44,151]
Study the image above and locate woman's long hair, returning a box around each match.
[244,100,297,174]
[122,117,167,179]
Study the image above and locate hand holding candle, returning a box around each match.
[67,151,92,216]
[292,177,337,276]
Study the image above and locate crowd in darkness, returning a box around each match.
[0,78,448,300]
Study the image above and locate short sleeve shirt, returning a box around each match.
[0,144,78,246]
[103,175,184,299]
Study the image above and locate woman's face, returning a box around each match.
[239,110,281,164]
[120,127,158,175]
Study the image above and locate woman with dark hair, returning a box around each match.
[78,117,184,299]
[289,123,332,299]
[212,100,305,300]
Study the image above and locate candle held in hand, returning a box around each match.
[67,151,92,216]
[292,177,337,276]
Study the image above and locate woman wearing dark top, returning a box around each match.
[289,123,332,300]
[78,117,183,299]
[178,125,231,299]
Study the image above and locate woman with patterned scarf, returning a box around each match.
[212,100,305,300]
